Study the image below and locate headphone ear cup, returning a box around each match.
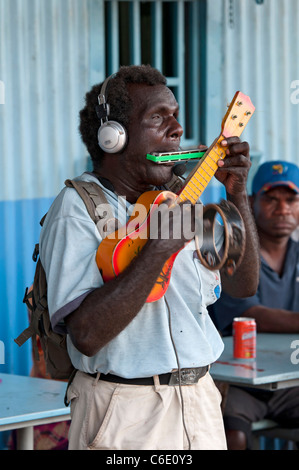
[98,121,127,153]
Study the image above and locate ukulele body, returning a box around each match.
[96,190,180,303]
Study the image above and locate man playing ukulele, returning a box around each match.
[40,65,259,450]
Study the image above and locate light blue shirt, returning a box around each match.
[40,172,224,378]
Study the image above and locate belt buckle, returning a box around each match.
[168,367,204,386]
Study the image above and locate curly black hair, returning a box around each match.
[79,64,167,169]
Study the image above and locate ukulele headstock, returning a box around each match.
[221,91,255,139]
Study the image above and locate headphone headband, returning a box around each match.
[99,74,115,103]
[97,74,115,123]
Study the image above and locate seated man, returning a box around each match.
[210,160,299,450]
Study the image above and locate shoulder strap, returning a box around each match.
[164,174,185,194]
[64,179,118,238]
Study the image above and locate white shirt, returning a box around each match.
[40,172,224,377]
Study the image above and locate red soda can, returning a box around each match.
[233,317,256,359]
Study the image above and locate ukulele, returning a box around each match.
[96,91,255,302]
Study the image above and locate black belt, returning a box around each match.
[89,366,209,386]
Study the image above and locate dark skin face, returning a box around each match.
[252,186,299,240]
[97,84,183,202]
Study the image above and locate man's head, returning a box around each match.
[252,161,299,196]
[251,161,299,238]
[79,65,167,170]
[79,65,183,197]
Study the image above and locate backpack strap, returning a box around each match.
[64,179,119,238]
[40,213,47,226]
[15,259,48,352]
[164,174,185,194]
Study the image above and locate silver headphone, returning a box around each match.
[96,74,128,153]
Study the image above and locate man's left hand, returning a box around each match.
[215,137,251,196]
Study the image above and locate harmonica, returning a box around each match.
[146,149,205,164]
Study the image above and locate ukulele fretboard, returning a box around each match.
[177,136,226,204]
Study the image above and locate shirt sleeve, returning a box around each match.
[210,290,260,335]
[40,188,104,333]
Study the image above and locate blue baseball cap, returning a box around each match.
[252,160,299,195]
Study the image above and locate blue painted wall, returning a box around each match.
[0,197,54,376]
[0,0,96,388]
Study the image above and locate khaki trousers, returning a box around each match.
[67,370,227,450]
